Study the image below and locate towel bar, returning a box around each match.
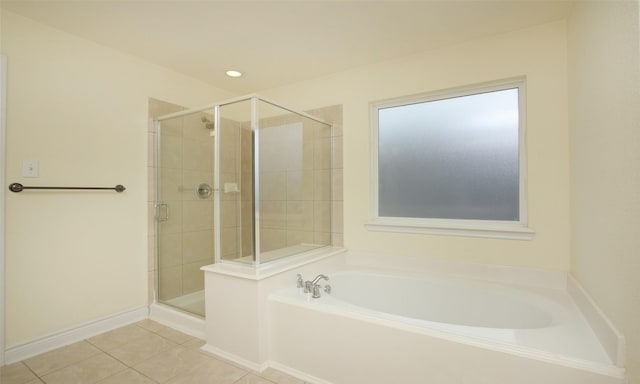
[8,183,126,193]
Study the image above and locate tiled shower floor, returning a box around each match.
[0,319,308,384]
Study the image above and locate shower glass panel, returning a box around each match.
[256,99,332,263]
[216,97,332,266]
[156,110,214,317]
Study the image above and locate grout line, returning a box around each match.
[23,361,43,383]
[232,371,278,384]
[25,340,104,379]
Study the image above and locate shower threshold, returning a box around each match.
[150,296,206,339]
[164,290,205,317]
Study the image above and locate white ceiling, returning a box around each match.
[1,1,573,94]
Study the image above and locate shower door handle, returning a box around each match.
[155,203,169,222]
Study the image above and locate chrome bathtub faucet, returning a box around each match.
[298,273,330,297]
[310,274,329,298]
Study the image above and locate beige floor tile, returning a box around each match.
[182,338,206,350]
[96,368,156,384]
[40,353,127,384]
[5,322,317,384]
[0,362,39,384]
[88,324,155,352]
[133,345,211,383]
[107,332,176,366]
[135,319,166,333]
[260,368,304,384]
[164,356,246,384]
[234,373,276,384]
[23,341,102,376]
[148,323,198,345]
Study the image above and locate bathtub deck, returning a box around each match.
[271,287,613,363]
[267,270,625,384]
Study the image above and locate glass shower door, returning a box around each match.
[156,110,215,317]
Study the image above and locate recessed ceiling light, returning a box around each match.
[226,70,242,78]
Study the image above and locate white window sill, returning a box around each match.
[365,218,535,240]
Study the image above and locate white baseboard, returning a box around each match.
[198,344,331,384]
[267,361,334,384]
[4,306,148,364]
[200,343,268,373]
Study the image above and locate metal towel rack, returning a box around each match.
[8,183,126,193]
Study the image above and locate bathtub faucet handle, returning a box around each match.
[296,274,304,289]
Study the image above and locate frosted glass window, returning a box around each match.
[376,85,522,221]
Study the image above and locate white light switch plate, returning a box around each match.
[22,160,39,177]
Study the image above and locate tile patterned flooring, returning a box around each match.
[0,320,308,384]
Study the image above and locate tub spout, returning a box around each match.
[311,274,329,285]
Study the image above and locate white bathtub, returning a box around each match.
[329,270,558,328]
[268,268,626,384]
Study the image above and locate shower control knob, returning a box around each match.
[196,183,212,199]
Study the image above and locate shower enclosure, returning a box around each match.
[154,95,333,316]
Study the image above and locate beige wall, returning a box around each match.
[262,20,571,270]
[0,11,233,346]
[568,1,640,381]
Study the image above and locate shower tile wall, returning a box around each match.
[306,105,344,248]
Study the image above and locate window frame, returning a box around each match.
[367,78,535,240]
